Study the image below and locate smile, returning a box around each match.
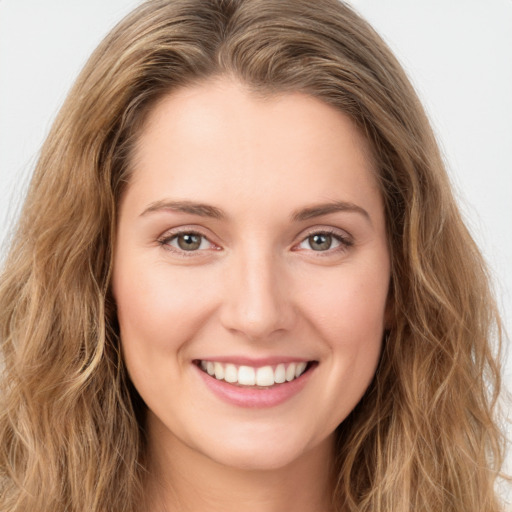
[196,360,311,387]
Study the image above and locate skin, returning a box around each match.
[112,77,391,512]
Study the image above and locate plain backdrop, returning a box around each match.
[0,0,511,503]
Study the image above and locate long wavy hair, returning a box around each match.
[0,0,506,510]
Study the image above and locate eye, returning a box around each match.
[297,230,352,253]
[159,230,217,254]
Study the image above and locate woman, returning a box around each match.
[0,0,506,511]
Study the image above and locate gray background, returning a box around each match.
[1,0,510,502]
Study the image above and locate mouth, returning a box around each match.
[193,359,317,388]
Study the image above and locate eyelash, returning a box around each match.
[157,227,353,258]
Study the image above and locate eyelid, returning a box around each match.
[300,226,352,240]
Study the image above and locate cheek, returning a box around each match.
[297,258,389,397]
[113,261,217,358]
[303,262,389,341]
[112,262,223,417]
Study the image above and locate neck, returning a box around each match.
[143,418,337,512]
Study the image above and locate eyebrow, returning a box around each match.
[140,200,226,219]
[291,201,370,223]
[140,199,371,224]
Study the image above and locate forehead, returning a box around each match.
[125,78,382,222]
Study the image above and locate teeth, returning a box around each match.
[285,364,296,382]
[256,366,275,386]
[275,364,286,384]
[295,362,307,377]
[225,363,238,383]
[238,366,256,386]
[214,362,224,380]
[198,360,309,387]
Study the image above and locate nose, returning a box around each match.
[219,246,296,341]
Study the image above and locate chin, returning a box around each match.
[196,427,330,473]
[209,446,306,472]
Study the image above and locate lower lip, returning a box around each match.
[194,364,315,408]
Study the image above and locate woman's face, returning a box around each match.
[112,78,390,471]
